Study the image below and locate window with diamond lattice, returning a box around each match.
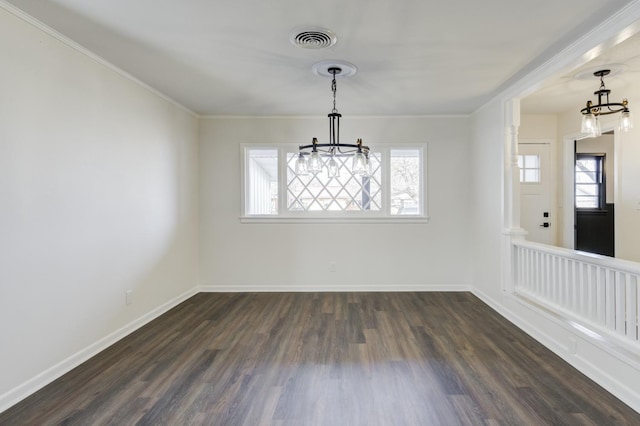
[242,144,426,221]
[286,153,382,212]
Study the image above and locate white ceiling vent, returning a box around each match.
[289,27,337,49]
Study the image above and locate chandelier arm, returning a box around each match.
[580,105,594,115]
[580,102,627,115]
[336,144,349,154]
[598,105,627,115]
[299,143,364,151]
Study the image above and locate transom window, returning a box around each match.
[243,144,427,221]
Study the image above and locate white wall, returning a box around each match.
[519,114,558,140]
[469,100,506,301]
[0,7,199,408]
[199,116,471,290]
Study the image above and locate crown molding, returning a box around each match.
[0,0,198,118]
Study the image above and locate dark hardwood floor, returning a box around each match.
[1,292,638,425]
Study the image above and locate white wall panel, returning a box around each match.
[469,99,506,299]
[0,7,199,406]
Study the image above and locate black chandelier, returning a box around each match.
[295,66,370,177]
[580,69,632,137]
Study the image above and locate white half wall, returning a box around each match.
[0,7,200,409]
[199,116,472,291]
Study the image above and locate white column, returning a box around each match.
[504,98,526,233]
[503,98,527,292]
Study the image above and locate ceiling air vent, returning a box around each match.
[289,27,337,49]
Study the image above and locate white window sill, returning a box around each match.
[239,216,430,224]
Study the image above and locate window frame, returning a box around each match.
[240,143,429,223]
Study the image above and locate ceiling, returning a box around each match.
[3,0,636,116]
[522,31,640,114]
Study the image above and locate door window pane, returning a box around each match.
[518,154,541,183]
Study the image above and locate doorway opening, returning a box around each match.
[518,140,555,246]
[574,135,615,256]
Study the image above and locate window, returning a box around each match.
[286,152,383,212]
[243,144,427,222]
[518,154,540,183]
[390,149,421,215]
[575,154,605,209]
[245,149,278,215]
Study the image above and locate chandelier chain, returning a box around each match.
[331,71,338,113]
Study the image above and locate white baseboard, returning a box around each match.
[0,287,198,414]
[198,283,472,292]
[471,288,640,414]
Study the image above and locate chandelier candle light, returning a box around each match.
[580,69,633,137]
[295,65,370,177]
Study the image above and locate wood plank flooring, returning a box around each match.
[1,292,638,425]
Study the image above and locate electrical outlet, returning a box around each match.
[329,262,336,272]
[125,290,133,306]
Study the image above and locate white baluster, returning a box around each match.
[626,275,636,339]
[596,266,606,326]
[616,272,625,335]
[606,269,616,331]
